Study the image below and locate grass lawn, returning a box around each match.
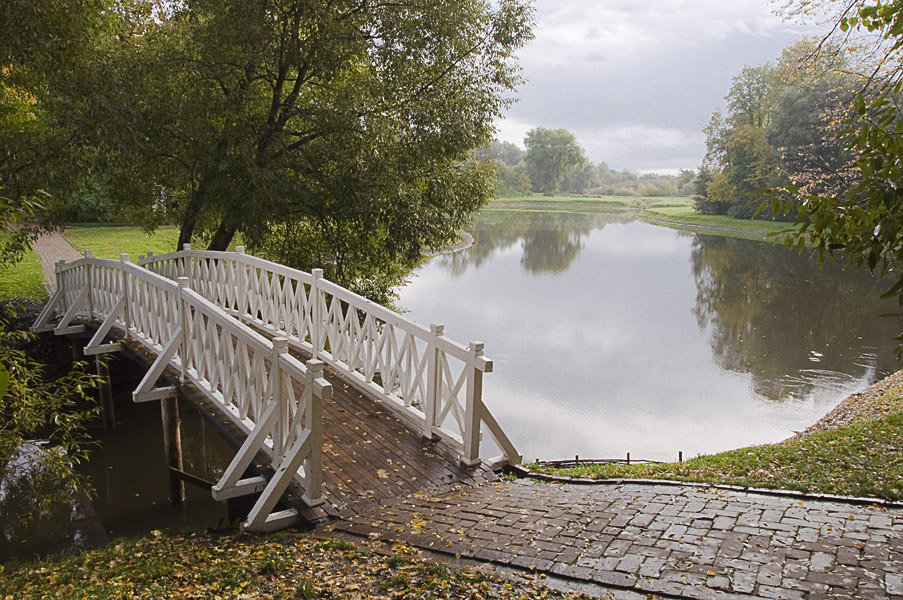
[0,249,47,301]
[640,205,791,239]
[0,531,590,600]
[534,375,903,500]
[62,226,183,259]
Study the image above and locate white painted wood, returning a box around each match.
[31,288,64,332]
[138,248,519,466]
[83,297,125,356]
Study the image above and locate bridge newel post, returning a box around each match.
[303,358,325,506]
[54,260,66,313]
[424,324,444,440]
[271,337,289,457]
[177,277,190,382]
[235,246,248,316]
[120,254,131,331]
[311,269,324,359]
[84,250,94,318]
[181,243,192,283]
[462,341,485,467]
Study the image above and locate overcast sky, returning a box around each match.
[495,0,820,174]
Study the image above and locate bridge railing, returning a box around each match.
[34,254,331,531]
[140,246,520,466]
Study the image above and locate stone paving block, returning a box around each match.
[731,569,757,594]
[756,584,806,599]
[337,480,903,599]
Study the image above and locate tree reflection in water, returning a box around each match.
[690,234,898,400]
[436,209,633,277]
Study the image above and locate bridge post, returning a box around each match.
[177,277,190,382]
[182,243,192,286]
[96,355,115,431]
[161,396,185,503]
[303,359,325,506]
[424,324,444,439]
[84,250,94,318]
[54,260,66,312]
[235,246,248,316]
[120,254,131,331]
[462,342,485,467]
[271,337,289,457]
[311,269,324,359]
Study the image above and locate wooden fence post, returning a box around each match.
[271,337,289,457]
[235,246,248,316]
[120,254,131,331]
[311,269,323,359]
[462,341,485,467]
[303,359,325,506]
[96,356,115,431]
[85,250,94,318]
[161,396,185,503]
[424,324,444,439]
[177,277,190,383]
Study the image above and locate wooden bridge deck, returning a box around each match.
[113,326,497,524]
[316,366,498,519]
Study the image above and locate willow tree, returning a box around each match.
[89,0,532,298]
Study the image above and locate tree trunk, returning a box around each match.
[208,219,237,251]
[177,193,203,251]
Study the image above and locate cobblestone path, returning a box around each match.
[31,231,83,292]
[335,478,903,599]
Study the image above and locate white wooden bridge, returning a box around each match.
[32,245,520,532]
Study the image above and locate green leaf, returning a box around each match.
[0,363,8,400]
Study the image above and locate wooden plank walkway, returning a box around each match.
[316,365,498,519]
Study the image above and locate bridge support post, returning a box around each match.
[161,396,185,503]
[96,356,115,431]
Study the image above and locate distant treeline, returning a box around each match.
[476,135,694,198]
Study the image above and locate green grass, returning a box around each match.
[639,206,791,240]
[0,531,589,600]
[534,381,903,500]
[490,194,641,209]
[0,249,47,301]
[62,226,183,259]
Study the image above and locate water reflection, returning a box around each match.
[400,209,897,461]
[691,235,897,400]
[437,210,633,276]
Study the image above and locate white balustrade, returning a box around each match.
[34,253,331,531]
[141,246,521,466]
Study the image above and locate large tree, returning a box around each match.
[523,127,585,194]
[775,1,903,343]
[80,0,532,299]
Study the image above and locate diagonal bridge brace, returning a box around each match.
[132,327,182,403]
[83,296,125,356]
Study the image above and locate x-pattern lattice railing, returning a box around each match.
[32,253,331,532]
[140,245,521,466]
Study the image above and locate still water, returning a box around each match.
[399,209,899,462]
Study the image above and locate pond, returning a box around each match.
[398,209,899,462]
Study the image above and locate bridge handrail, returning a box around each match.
[141,246,520,466]
[48,254,331,526]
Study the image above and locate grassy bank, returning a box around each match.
[640,205,790,240]
[0,531,593,600]
[488,194,792,240]
[534,372,903,500]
